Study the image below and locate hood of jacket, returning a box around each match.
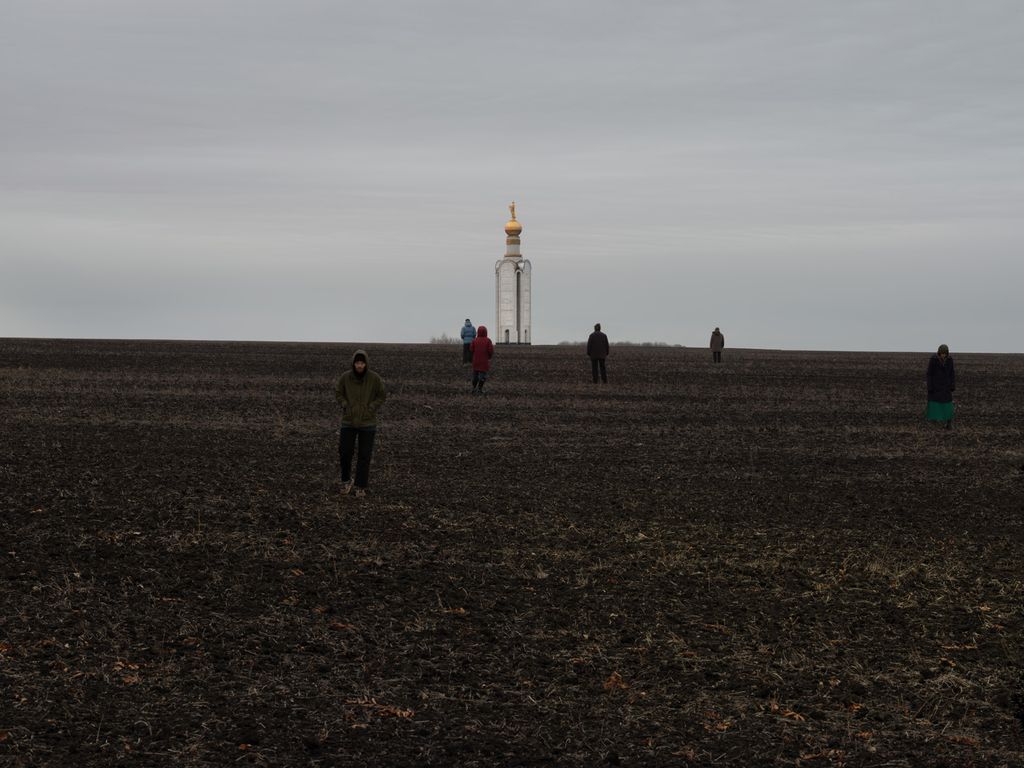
[351,349,369,375]
[476,325,488,338]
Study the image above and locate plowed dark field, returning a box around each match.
[2,338,1023,767]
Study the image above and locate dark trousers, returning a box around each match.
[472,370,488,390]
[462,343,472,363]
[590,357,607,383]
[713,350,722,363]
[339,426,376,488]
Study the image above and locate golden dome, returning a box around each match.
[504,201,521,236]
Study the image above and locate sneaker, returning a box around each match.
[354,487,367,498]
[341,480,354,495]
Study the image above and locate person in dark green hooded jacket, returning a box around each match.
[335,349,386,497]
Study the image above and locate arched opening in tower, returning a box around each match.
[516,271,521,344]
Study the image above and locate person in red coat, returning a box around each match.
[470,325,494,394]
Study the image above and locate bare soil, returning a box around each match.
[2,339,1023,767]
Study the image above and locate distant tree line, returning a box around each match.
[433,334,680,346]
[429,333,460,344]
[558,340,680,347]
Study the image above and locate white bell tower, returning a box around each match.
[495,202,532,344]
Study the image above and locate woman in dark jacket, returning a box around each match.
[925,344,955,429]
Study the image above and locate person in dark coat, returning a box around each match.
[925,343,955,429]
[470,325,494,394]
[335,350,386,498]
[586,323,609,383]
[460,319,476,364]
[710,327,725,363]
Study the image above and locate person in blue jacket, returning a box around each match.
[925,344,956,429]
[460,319,476,364]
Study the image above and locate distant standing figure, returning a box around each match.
[460,318,476,364]
[587,323,609,383]
[470,325,494,394]
[710,327,725,363]
[335,350,386,498]
[925,344,955,429]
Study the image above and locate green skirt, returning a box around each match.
[926,401,954,421]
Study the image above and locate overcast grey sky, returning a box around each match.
[3,1,1022,350]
